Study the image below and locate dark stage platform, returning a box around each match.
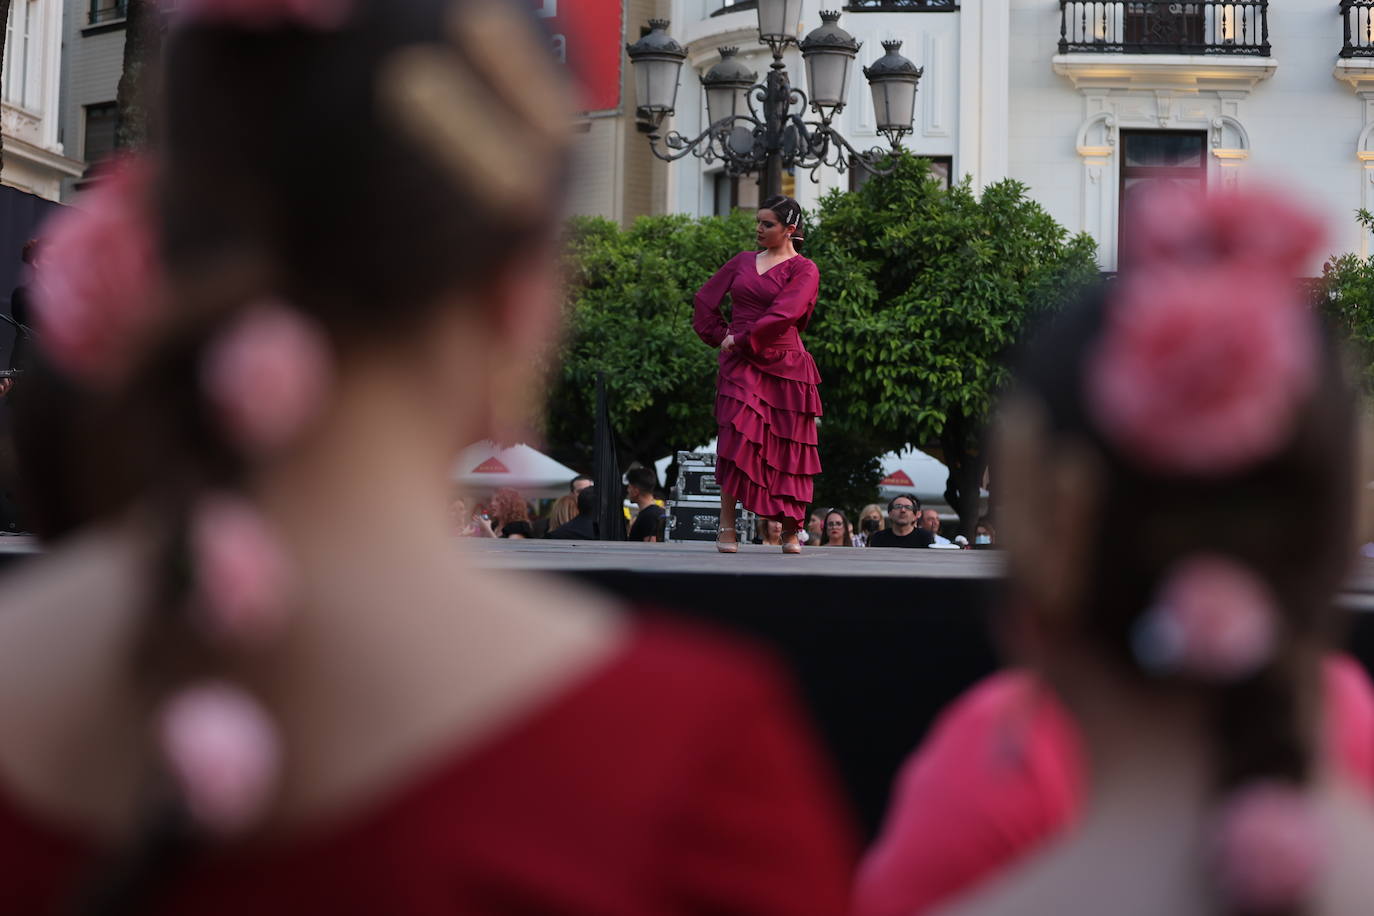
[468,540,1006,836]
[467,540,1374,837]
[6,535,1374,838]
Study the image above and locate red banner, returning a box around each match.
[535,0,624,114]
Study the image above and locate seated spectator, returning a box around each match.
[920,509,952,546]
[866,495,933,548]
[548,485,599,540]
[816,508,852,547]
[491,487,531,539]
[539,491,578,537]
[570,473,592,494]
[803,508,825,545]
[754,518,783,546]
[853,503,885,547]
[449,494,483,537]
[973,517,996,549]
[625,466,664,542]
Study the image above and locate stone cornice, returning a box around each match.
[1335,58,1374,93]
[1053,54,1277,93]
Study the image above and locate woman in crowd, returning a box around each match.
[693,196,823,555]
[754,517,784,546]
[971,518,995,550]
[857,187,1374,915]
[816,509,852,547]
[541,490,578,537]
[853,503,885,548]
[490,487,531,539]
[0,2,856,912]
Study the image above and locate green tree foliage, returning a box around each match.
[1315,209,1374,396]
[546,210,754,470]
[806,155,1099,531]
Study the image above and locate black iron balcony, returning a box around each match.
[1059,1,1269,56]
[843,0,958,11]
[1342,1,1374,57]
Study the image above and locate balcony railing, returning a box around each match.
[1342,1,1374,57]
[1059,2,1269,56]
[843,0,958,11]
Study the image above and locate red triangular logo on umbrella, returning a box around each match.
[472,457,510,473]
[881,469,914,487]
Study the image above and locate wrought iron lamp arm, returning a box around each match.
[646,110,765,163]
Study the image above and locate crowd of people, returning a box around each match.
[451,475,996,550]
[1,1,1372,914]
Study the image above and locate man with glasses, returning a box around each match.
[866,494,934,548]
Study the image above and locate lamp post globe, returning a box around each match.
[756,0,803,56]
[625,19,687,132]
[799,11,860,123]
[701,47,758,132]
[863,39,923,145]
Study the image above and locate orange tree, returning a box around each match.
[805,154,1099,531]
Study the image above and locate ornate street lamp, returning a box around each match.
[702,47,757,133]
[756,0,804,55]
[864,40,923,147]
[624,20,687,133]
[799,11,859,123]
[626,11,920,199]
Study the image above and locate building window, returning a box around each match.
[83,102,118,165]
[849,155,952,192]
[2,0,36,109]
[1118,130,1207,258]
[713,173,737,216]
[89,0,128,25]
[711,0,757,17]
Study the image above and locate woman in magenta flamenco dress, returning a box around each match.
[693,195,822,555]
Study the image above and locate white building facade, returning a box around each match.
[661,0,1374,272]
[1,0,83,200]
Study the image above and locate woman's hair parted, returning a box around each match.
[1012,187,1354,916]
[28,1,575,913]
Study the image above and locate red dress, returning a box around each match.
[693,251,823,523]
[0,623,856,915]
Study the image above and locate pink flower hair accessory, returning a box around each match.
[159,680,282,836]
[1213,781,1327,912]
[30,157,162,384]
[191,494,293,646]
[1122,184,1326,279]
[200,301,333,457]
[1131,554,1278,681]
[176,0,351,30]
[1087,264,1318,477]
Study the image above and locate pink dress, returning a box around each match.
[851,656,1374,916]
[693,251,822,523]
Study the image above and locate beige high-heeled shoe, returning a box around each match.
[716,532,739,554]
[781,536,801,555]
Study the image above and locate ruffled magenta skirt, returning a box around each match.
[714,364,821,524]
